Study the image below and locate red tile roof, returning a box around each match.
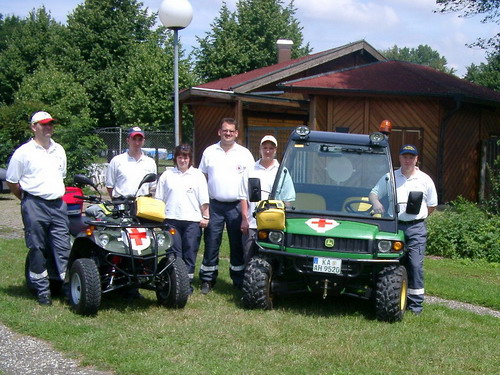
[280,60,500,104]
[195,50,326,91]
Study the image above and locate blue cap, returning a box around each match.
[128,127,144,138]
[399,144,418,156]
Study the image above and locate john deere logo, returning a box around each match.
[325,238,335,248]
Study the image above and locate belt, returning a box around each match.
[23,191,61,202]
[211,198,239,204]
[399,219,425,225]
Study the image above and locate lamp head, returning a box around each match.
[158,0,193,30]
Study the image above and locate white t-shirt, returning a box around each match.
[371,168,438,221]
[199,142,255,202]
[155,166,209,222]
[106,152,157,197]
[6,139,66,200]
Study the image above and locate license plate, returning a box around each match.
[313,257,342,274]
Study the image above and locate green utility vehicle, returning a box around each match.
[243,126,413,322]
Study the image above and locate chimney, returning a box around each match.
[276,39,293,63]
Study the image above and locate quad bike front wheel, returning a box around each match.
[375,265,408,322]
[156,256,189,308]
[69,258,101,316]
[242,256,274,310]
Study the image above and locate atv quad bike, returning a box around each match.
[65,173,190,316]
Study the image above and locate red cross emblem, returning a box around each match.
[124,228,151,253]
[305,218,339,233]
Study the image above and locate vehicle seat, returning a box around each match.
[294,193,326,211]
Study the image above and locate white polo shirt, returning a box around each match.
[106,152,157,197]
[199,142,255,202]
[155,166,209,222]
[239,159,280,229]
[6,139,66,200]
[371,168,437,221]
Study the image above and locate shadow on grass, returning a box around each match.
[201,278,376,321]
[1,282,167,315]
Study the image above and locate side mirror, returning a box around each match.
[74,174,97,190]
[406,191,423,215]
[136,173,157,196]
[248,177,262,202]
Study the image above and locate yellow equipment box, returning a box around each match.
[135,196,166,222]
[255,200,285,230]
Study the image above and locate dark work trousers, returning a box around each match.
[166,219,201,281]
[21,193,70,297]
[400,221,427,313]
[199,199,245,287]
[242,228,257,266]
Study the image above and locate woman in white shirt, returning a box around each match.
[156,144,210,294]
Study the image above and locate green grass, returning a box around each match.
[425,257,499,310]
[0,237,498,375]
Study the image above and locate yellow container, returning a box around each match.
[256,200,285,230]
[135,197,166,222]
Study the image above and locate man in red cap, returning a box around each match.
[105,127,157,199]
[6,111,70,306]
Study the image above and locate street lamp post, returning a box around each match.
[158,0,193,147]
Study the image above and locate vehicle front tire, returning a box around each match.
[69,258,101,316]
[375,265,408,322]
[242,256,273,310]
[156,256,189,308]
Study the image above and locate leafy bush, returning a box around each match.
[481,155,500,215]
[426,197,500,263]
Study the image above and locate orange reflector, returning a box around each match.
[393,241,404,251]
[257,231,268,240]
[85,226,95,236]
[169,228,176,235]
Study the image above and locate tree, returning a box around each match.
[64,0,159,128]
[381,44,457,75]
[465,52,500,91]
[0,8,65,104]
[111,36,195,131]
[435,0,499,50]
[194,0,311,82]
[13,64,102,178]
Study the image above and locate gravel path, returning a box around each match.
[0,192,497,374]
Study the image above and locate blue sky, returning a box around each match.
[1,0,497,77]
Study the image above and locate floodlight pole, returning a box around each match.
[158,0,193,147]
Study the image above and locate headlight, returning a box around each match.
[369,132,385,145]
[268,231,284,244]
[155,230,173,252]
[98,233,110,247]
[377,240,392,253]
[295,125,310,138]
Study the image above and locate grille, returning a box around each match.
[287,234,371,253]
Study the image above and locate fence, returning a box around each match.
[90,127,175,187]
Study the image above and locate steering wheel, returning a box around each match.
[343,200,374,214]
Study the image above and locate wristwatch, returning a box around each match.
[202,215,210,220]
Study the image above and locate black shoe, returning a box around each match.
[38,294,52,306]
[200,282,213,295]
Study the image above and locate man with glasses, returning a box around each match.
[198,118,255,294]
[6,111,70,306]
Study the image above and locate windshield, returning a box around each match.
[272,141,395,219]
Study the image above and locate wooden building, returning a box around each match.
[180,40,500,204]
